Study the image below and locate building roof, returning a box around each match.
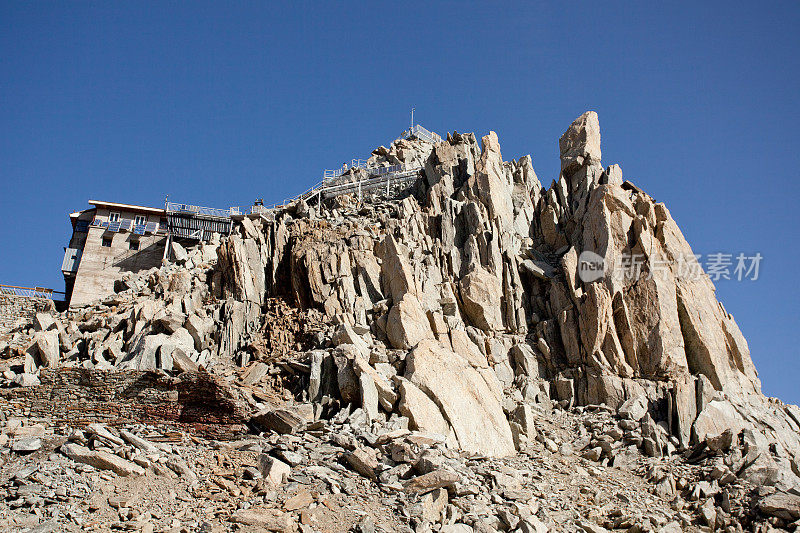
[69,208,95,219]
[88,200,165,216]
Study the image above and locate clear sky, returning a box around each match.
[2,2,798,403]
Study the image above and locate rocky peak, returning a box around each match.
[4,112,799,531]
[214,110,793,464]
[559,110,602,174]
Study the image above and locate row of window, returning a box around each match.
[101,236,139,250]
[108,212,148,226]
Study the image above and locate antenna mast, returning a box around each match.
[410,107,415,129]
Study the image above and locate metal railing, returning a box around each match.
[0,284,64,300]
[232,164,423,214]
[230,178,328,215]
[169,227,204,239]
[321,125,440,182]
[401,124,442,144]
[170,165,420,224]
[168,165,423,222]
[231,202,288,216]
[169,126,438,221]
[232,203,280,216]
[318,167,421,200]
[323,159,371,181]
[165,202,234,219]
[323,162,408,184]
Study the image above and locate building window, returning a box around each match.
[109,212,121,223]
[101,237,112,247]
[134,215,146,226]
[129,240,140,251]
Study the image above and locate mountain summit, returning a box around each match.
[4,113,800,531]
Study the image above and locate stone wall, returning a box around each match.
[0,294,54,336]
[0,369,249,439]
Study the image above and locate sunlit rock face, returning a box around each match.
[210,111,800,463]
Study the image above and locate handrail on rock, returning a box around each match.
[0,284,64,299]
[173,125,440,221]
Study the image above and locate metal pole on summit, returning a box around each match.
[411,107,415,129]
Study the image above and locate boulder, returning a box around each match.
[334,350,360,404]
[120,333,170,371]
[168,270,191,296]
[229,509,294,531]
[28,330,60,368]
[34,313,56,331]
[12,437,42,453]
[403,469,461,493]
[359,372,380,421]
[171,348,199,373]
[14,373,40,387]
[171,241,189,263]
[185,312,213,350]
[672,375,698,446]
[449,329,488,368]
[119,429,160,454]
[252,408,308,434]
[308,351,336,402]
[159,328,197,370]
[61,443,144,476]
[415,487,448,523]
[459,268,503,332]
[404,339,515,457]
[217,235,266,305]
[386,294,433,349]
[693,400,744,443]
[381,235,417,302]
[617,395,648,421]
[353,356,397,411]
[258,455,291,486]
[511,404,537,440]
[510,343,541,378]
[395,376,450,437]
[155,311,185,334]
[332,323,369,353]
[706,428,733,452]
[758,492,800,520]
[344,448,378,480]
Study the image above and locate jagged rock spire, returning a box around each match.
[559,110,602,174]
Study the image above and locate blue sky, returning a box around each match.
[2,2,799,402]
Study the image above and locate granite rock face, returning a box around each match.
[212,111,798,466]
[3,113,800,531]
[6,113,797,470]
